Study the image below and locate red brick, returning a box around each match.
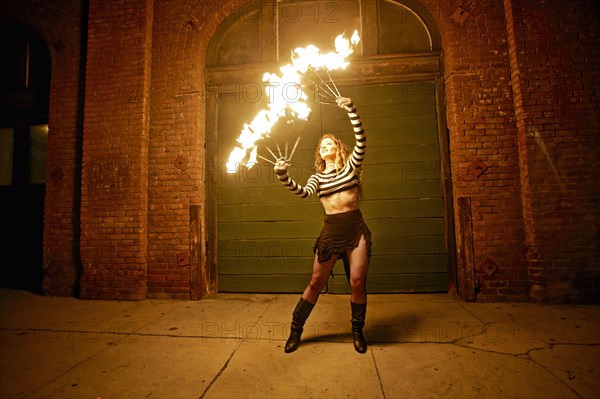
[4,0,597,302]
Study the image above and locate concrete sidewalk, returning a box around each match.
[0,289,598,399]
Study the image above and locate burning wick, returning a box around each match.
[225,30,360,173]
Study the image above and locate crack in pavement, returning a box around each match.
[197,297,277,399]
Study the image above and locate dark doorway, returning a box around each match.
[0,21,50,293]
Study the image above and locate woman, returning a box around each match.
[274,97,371,354]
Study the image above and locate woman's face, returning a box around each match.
[319,137,337,160]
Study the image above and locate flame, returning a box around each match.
[226,30,360,173]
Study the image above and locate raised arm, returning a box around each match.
[337,97,366,169]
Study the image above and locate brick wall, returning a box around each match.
[424,0,531,301]
[78,0,154,300]
[419,0,599,302]
[145,0,248,299]
[5,0,599,302]
[505,0,600,302]
[146,0,203,299]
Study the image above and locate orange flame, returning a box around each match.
[226,30,360,173]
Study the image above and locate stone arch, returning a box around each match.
[202,0,457,294]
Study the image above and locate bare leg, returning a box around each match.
[347,235,369,304]
[301,253,337,304]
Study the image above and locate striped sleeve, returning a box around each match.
[345,103,366,168]
[276,170,318,199]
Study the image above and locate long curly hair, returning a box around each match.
[314,134,351,173]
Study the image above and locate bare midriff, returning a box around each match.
[320,187,360,215]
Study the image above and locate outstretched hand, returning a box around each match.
[336,97,354,111]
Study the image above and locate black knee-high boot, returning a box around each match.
[284,298,315,353]
[351,302,367,354]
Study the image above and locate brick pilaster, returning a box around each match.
[79,0,153,299]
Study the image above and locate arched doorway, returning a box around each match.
[205,0,455,293]
[0,21,50,293]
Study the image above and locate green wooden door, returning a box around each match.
[217,82,447,293]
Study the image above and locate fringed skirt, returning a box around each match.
[314,209,372,263]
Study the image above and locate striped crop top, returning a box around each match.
[276,103,365,199]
